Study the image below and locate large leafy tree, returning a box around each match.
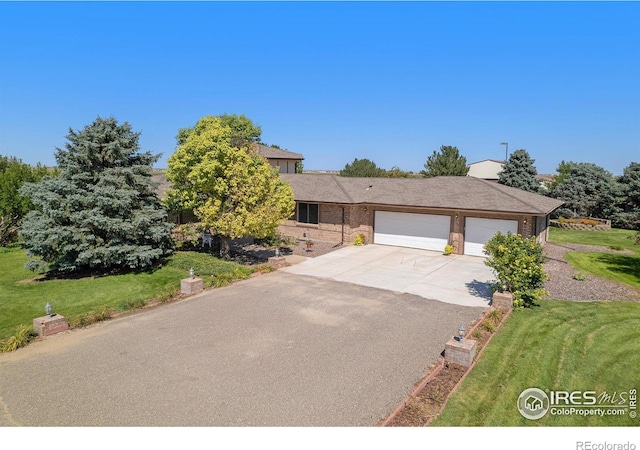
[19,117,174,274]
[0,156,50,246]
[340,158,386,177]
[549,162,617,219]
[498,149,540,193]
[548,160,578,191]
[166,115,294,258]
[176,113,261,148]
[421,145,469,177]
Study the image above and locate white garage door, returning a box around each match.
[464,217,518,257]
[374,211,451,252]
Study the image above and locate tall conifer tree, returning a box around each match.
[498,149,540,193]
[20,117,173,273]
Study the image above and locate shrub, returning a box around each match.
[0,324,37,353]
[354,233,367,246]
[444,244,455,255]
[486,308,504,324]
[483,232,548,308]
[481,320,497,333]
[573,272,587,281]
[171,223,204,250]
[68,307,115,328]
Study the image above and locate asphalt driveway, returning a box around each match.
[284,244,495,307]
[0,272,485,426]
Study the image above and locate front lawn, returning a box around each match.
[432,299,640,426]
[549,227,639,252]
[0,247,253,341]
[549,227,640,289]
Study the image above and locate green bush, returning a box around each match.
[483,232,548,308]
[354,233,367,246]
[0,324,37,353]
[573,272,587,281]
[171,223,204,250]
[481,319,497,333]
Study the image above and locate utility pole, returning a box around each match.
[500,142,508,161]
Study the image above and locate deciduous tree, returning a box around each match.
[166,116,294,258]
[0,156,50,246]
[176,113,261,148]
[19,117,173,274]
[421,145,468,177]
[340,158,386,177]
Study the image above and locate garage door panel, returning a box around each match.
[464,217,518,257]
[374,211,450,252]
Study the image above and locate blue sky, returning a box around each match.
[0,1,638,176]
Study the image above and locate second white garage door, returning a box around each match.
[464,217,518,257]
[374,211,451,252]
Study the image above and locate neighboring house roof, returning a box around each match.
[468,159,506,165]
[152,173,171,199]
[255,143,304,161]
[280,174,564,215]
[467,159,505,180]
[535,174,556,183]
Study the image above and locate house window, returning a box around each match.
[297,203,319,224]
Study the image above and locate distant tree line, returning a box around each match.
[339,146,640,230]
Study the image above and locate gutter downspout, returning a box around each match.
[341,206,345,245]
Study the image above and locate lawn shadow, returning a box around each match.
[465,279,492,300]
[594,253,640,286]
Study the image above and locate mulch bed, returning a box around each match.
[383,308,507,426]
[228,238,344,265]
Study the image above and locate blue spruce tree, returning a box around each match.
[20,117,174,274]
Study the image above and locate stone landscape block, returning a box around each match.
[445,337,477,367]
[492,291,513,310]
[267,256,286,270]
[33,315,69,337]
[181,278,204,295]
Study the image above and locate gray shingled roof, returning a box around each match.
[256,144,304,160]
[280,174,564,215]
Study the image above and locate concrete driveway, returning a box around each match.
[283,244,495,307]
[0,272,485,426]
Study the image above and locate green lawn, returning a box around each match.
[0,247,253,341]
[432,299,640,426]
[549,227,640,289]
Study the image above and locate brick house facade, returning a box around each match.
[279,174,562,256]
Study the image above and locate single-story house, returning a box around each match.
[256,144,304,174]
[279,174,564,256]
[467,159,505,181]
